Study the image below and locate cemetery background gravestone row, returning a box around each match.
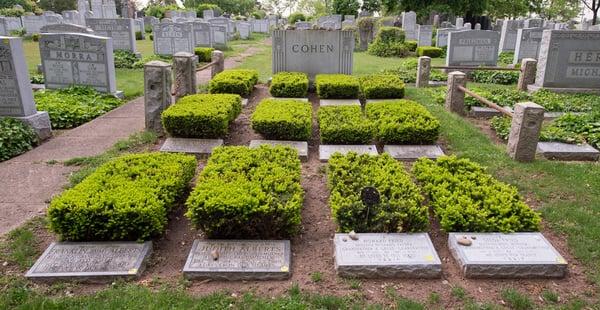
[153,23,195,55]
[446,30,500,67]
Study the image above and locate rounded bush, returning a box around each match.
[315,74,360,99]
[417,46,443,58]
[359,74,405,99]
[194,47,214,62]
[269,72,309,98]
[318,106,373,144]
[251,99,312,141]
[208,69,259,97]
[288,12,306,24]
[366,100,440,144]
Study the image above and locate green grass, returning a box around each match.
[501,288,534,310]
[236,46,271,83]
[451,286,467,300]
[352,52,445,76]
[0,217,45,269]
[310,272,323,283]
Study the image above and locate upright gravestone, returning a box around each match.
[529,30,600,93]
[192,21,212,47]
[62,10,83,26]
[513,27,544,64]
[446,30,500,66]
[203,9,215,19]
[21,15,46,34]
[153,23,195,55]
[464,22,472,29]
[295,22,312,30]
[237,22,251,39]
[524,18,543,28]
[402,11,417,40]
[417,25,433,46]
[210,24,228,48]
[499,19,524,53]
[318,15,342,30]
[40,23,94,34]
[0,36,52,140]
[0,18,7,36]
[144,16,159,28]
[39,33,118,95]
[436,28,457,47]
[86,18,137,54]
[341,20,354,29]
[272,30,354,80]
[456,17,464,28]
[208,17,231,38]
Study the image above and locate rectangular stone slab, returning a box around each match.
[319,145,378,162]
[469,106,513,118]
[383,145,444,160]
[183,240,291,280]
[448,233,568,278]
[334,233,441,278]
[26,242,152,282]
[160,138,223,156]
[537,142,599,161]
[319,99,361,106]
[268,97,309,102]
[249,140,308,161]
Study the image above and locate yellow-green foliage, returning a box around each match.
[359,74,405,99]
[269,72,309,98]
[318,106,374,144]
[315,74,360,99]
[194,47,214,62]
[366,100,440,144]
[416,46,443,58]
[208,69,259,96]
[251,99,312,140]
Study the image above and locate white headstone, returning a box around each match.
[192,21,212,47]
[499,19,524,53]
[417,25,433,46]
[402,11,417,40]
[0,36,37,117]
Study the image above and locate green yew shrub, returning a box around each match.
[404,40,417,51]
[315,74,360,99]
[208,69,259,97]
[416,46,443,58]
[318,106,373,144]
[367,26,410,58]
[269,72,309,98]
[288,12,306,24]
[251,99,312,141]
[327,152,428,232]
[161,94,242,138]
[186,145,304,238]
[48,153,197,241]
[412,156,542,232]
[366,100,440,144]
[376,26,405,43]
[194,47,214,62]
[359,74,405,99]
[0,118,37,162]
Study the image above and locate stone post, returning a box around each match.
[173,52,197,102]
[445,71,467,116]
[507,102,545,162]
[144,61,172,135]
[416,56,431,88]
[211,50,224,78]
[517,58,537,92]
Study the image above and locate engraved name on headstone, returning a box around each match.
[446,30,500,66]
[513,27,544,64]
[499,19,524,52]
[0,36,37,117]
[153,23,195,55]
[417,24,433,46]
[86,18,136,53]
[192,21,212,47]
[40,23,94,34]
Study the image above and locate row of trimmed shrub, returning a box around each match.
[251,99,312,141]
[318,100,440,144]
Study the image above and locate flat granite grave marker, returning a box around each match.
[26,242,152,282]
[160,138,223,156]
[537,142,600,161]
[153,23,195,55]
[183,240,291,280]
[320,99,360,106]
[446,30,500,67]
[383,145,445,160]
[448,232,568,278]
[334,233,441,278]
[319,145,378,162]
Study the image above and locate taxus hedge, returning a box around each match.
[416,46,444,58]
[161,94,242,138]
[412,156,541,232]
[269,72,309,98]
[208,69,259,97]
[366,100,440,144]
[359,74,405,99]
[315,74,360,99]
[327,152,428,232]
[318,106,374,144]
[186,146,304,238]
[194,47,214,62]
[48,153,196,241]
[251,99,312,141]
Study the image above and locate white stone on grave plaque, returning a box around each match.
[446,30,500,67]
[153,23,195,55]
[402,11,417,40]
[210,24,228,47]
[86,18,137,53]
[417,25,433,46]
[513,27,544,64]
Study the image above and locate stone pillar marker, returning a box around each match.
[445,71,467,116]
[173,52,197,102]
[507,102,545,162]
[144,61,172,135]
[517,58,537,91]
[416,56,431,88]
[211,50,224,78]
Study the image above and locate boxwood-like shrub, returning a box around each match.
[318,106,373,144]
[404,40,417,52]
[208,69,259,97]
[412,156,541,232]
[0,118,37,162]
[375,26,405,43]
[251,99,312,140]
[186,145,304,238]
[269,72,309,98]
[315,74,360,99]
[416,46,443,58]
[327,152,428,232]
[48,153,197,241]
[366,100,440,144]
[194,47,214,62]
[359,74,405,99]
[161,94,242,138]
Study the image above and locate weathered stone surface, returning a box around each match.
[319,99,360,106]
[513,28,544,64]
[517,58,537,91]
[173,52,197,102]
[402,11,417,40]
[319,145,378,162]
[249,140,308,160]
[269,97,309,102]
[144,61,172,134]
[210,24,228,47]
[15,111,52,141]
[446,30,500,67]
[499,19,524,52]
[469,106,513,118]
[334,233,442,278]
[507,102,545,162]
[40,23,94,34]
[192,21,212,47]
[436,28,458,47]
[537,142,600,161]
[445,71,467,116]
[160,138,223,156]
[86,18,137,53]
[417,25,433,46]
[183,240,291,280]
[0,36,38,117]
[448,233,568,278]
[153,23,195,55]
[211,50,224,78]
[383,145,444,160]
[416,56,431,88]
[26,242,152,282]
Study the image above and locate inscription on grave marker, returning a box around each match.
[446,30,500,66]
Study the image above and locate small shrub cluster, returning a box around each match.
[31,33,40,42]
[48,153,197,241]
[404,40,417,52]
[113,50,139,69]
[359,74,405,99]
[270,72,309,98]
[288,12,306,24]
[366,100,440,144]
[0,118,37,162]
[327,152,428,232]
[367,26,410,58]
[383,58,447,83]
[194,47,214,62]
[416,46,443,58]
[186,145,304,238]
[209,69,259,97]
[471,70,519,85]
[318,106,373,144]
[497,52,515,66]
[315,74,360,99]
[161,94,241,138]
[34,86,122,129]
[412,156,541,232]
[30,74,44,84]
[251,99,312,141]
